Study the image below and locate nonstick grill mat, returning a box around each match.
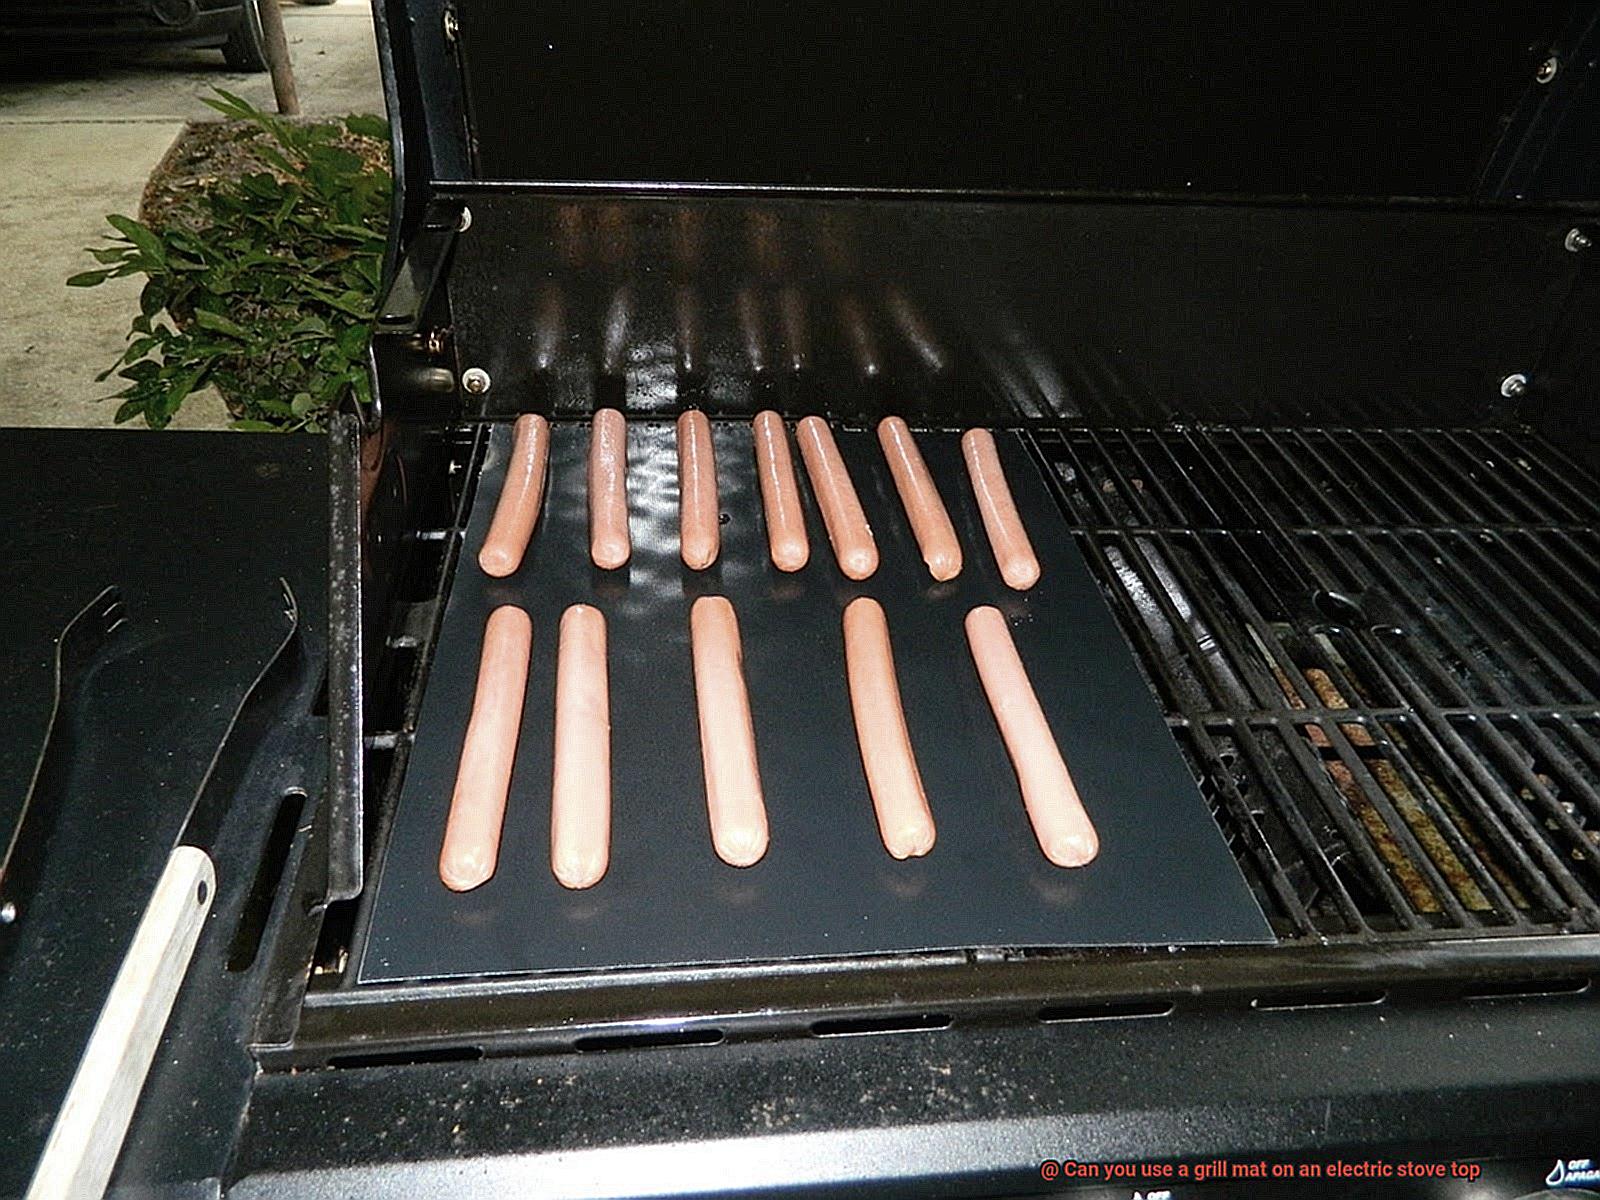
[359,422,1270,983]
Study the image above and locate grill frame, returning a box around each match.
[263,416,1600,1070]
[228,3,1600,1187]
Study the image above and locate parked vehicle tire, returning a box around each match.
[222,0,270,71]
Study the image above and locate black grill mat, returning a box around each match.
[358,422,1270,983]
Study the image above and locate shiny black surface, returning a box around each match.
[1537,220,1600,470]
[454,1,1570,197]
[259,1,1600,1190]
[436,191,1590,428]
[0,587,128,963]
[359,420,1268,982]
[234,978,1600,1197]
[0,430,328,1197]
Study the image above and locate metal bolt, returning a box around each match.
[1565,227,1591,253]
[458,207,473,233]
[0,901,14,924]
[1536,55,1559,84]
[462,367,492,395]
[1500,373,1529,399]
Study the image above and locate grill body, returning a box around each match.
[255,2,1600,1193]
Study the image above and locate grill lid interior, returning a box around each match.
[438,0,1576,198]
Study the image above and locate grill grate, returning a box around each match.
[1028,426,1600,942]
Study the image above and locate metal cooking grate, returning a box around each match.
[1028,426,1600,942]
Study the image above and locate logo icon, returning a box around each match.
[1547,1158,1600,1190]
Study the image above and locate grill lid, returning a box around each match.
[389,0,1581,199]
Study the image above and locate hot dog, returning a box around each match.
[843,597,936,859]
[439,605,532,891]
[877,417,961,582]
[964,606,1099,867]
[589,408,631,569]
[961,428,1041,591]
[677,410,720,570]
[550,604,611,890]
[478,413,550,578]
[752,411,809,572]
[690,596,770,867]
[796,415,878,580]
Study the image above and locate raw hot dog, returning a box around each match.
[877,417,961,581]
[796,416,878,580]
[677,410,720,570]
[690,596,770,866]
[961,428,1041,590]
[478,413,550,577]
[439,605,532,891]
[964,606,1098,867]
[843,597,936,859]
[589,408,631,569]
[752,411,809,572]
[550,604,611,889]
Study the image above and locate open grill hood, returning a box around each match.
[252,2,1600,1192]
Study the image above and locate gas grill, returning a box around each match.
[9,3,1600,1197]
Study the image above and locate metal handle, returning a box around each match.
[26,847,215,1200]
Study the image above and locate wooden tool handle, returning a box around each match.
[27,846,215,1200]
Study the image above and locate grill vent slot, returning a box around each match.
[811,1013,953,1038]
[1037,1000,1174,1023]
[575,1028,726,1053]
[328,1045,485,1069]
[227,789,308,974]
[1463,976,1591,1000]
[1251,989,1387,1011]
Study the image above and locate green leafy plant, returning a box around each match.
[69,90,391,431]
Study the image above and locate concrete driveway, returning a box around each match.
[0,0,385,429]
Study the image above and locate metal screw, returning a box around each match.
[462,367,492,395]
[1500,373,1529,399]
[1565,227,1591,253]
[1536,56,1559,84]
[457,207,473,233]
[0,901,14,924]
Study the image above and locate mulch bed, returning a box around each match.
[139,116,387,233]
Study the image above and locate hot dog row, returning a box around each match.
[438,595,1099,892]
[476,411,1042,588]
